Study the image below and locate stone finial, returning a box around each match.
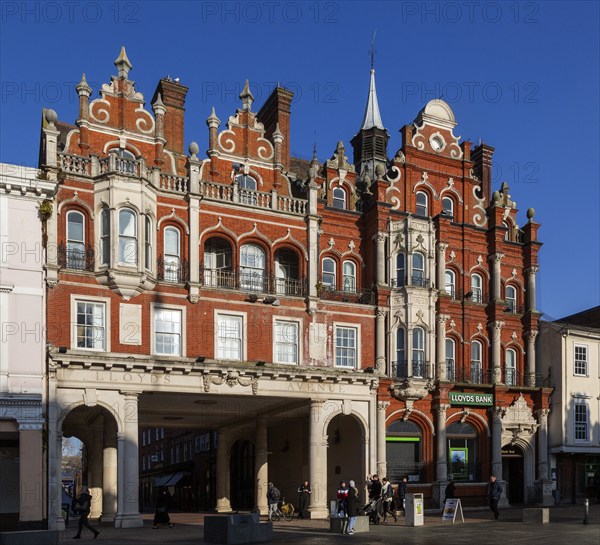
[375,163,385,179]
[492,190,501,204]
[363,172,372,186]
[526,207,535,222]
[206,106,220,128]
[188,141,200,158]
[76,73,92,97]
[240,79,254,110]
[45,108,58,127]
[152,92,166,116]
[272,122,284,142]
[114,46,133,78]
[500,181,509,193]
[336,140,345,153]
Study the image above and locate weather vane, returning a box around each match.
[370,30,377,70]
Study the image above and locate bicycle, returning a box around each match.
[270,497,295,521]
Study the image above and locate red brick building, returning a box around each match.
[42,48,551,529]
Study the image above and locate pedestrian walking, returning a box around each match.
[72,486,99,539]
[267,482,281,521]
[397,476,408,514]
[345,480,360,535]
[153,487,174,529]
[382,477,397,523]
[297,480,311,519]
[367,474,382,500]
[488,475,502,520]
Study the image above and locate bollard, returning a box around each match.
[583,498,589,525]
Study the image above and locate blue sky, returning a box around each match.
[1,1,598,319]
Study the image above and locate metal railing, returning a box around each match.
[319,286,375,305]
[392,360,430,379]
[157,257,189,283]
[57,243,95,271]
[200,267,307,296]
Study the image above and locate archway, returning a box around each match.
[502,444,525,503]
[230,440,255,510]
[326,414,364,503]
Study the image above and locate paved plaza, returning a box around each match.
[59,504,600,544]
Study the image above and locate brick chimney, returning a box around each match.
[257,87,294,171]
[152,78,189,155]
[471,143,495,201]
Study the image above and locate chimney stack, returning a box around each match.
[257,87,294,171]
[152,78,189,155]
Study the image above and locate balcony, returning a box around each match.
[391,276,430,289]
[57,243,95,271]
[392,360,430,379]
[446,359,456,381]
[318,286,375,305]
[157,257,190,283]
[200,267,307,297]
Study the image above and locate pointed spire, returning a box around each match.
[76,72,92,97]
[206,106,221,128]
[240,79,254,110]
[152,92,166,116]
[360,68,384,130]
[114,46,133,78]
[272,122,284,142]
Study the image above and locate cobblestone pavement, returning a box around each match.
[59,503,600,544]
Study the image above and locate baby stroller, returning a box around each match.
[363,496,383,524]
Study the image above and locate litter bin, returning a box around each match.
[405,493,424,526]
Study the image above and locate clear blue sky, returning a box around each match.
[1,1,598,320]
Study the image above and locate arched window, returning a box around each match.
[396,328,406,377]
[164,227,180,282]
[445,269,456,297]
[445,338,456,381]
[66,210,85,269]
[412,327,425,377]
[386,420,423,482]
[322,257,336,288]
[447,421,478,481]
[502,221,510,241]
[144,216,152,271]
[396,253,405,287]
[471,273,483,303]
[505,285,517,313]
[274,248,300,295]
[442,196,454,218]
[236,174,257,205]
[342,261,356,292]
[416,191,428,217]
[505,348,517,385]
[118,208,137,265]
[240,243,265,292]
[100,206,110,266]
[412,252,425,287]
[332,187,346,210]
[203,237,232,288]
[471,340,483,383]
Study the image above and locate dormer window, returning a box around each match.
[332,187,346,210]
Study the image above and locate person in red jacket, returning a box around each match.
[336,481,349,517]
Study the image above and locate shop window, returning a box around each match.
[386,420,423,482]
[447,421,478,481]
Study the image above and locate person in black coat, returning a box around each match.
[297,481,311,519]
[72,486,99,539]
[444,480,456,503]
[397,476,408,514]
[488,475,502,520]
[153,487,174,529]
[346,480,360,534]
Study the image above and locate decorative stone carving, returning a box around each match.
[501,394,539,445]
[203,371,259,395]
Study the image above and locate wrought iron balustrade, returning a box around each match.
[57,243,95,271]
[157,257,189,283]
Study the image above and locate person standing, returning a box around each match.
[367,474,382,500]
[346,480,360,535]
[397,476,408,515]
[72,486,99,539]
[381,478,397,523]
[267,482,281,521]
[488,475,502,520]
[297,481,311,519]
[336,480,349,517]
[444,480,456,503]
[153,487,174,529]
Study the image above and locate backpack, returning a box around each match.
[271,487,281,502]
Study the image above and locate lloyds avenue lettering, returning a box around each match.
[449,392,494,406]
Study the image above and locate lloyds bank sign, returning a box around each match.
[449,392,494,406]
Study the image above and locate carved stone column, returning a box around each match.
[436,243,448,293]
[526,266,539,312]
[525,330,538,387]
[376,401,390,477]
[307,180,319,300]
[491,407,504,480]
[489,321,504,384]
[255,417,268,515]
[375,232,387,286]
[436,315,450,380]
[102,418,118,521]
[536,408,554,506]
[376,308,388,374]
[215,429,233,513]
[308,400,328,518]
[436,404,450,482]
[489,253,504,301]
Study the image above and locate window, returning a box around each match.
[395,253,405,287]
[100,206,110,266]
[471,341,483,383]
[471,274,483,303]
[386,420,423,482]
[412,327,425,377]
[396,328,406,377]
[274,248,300,295]
[322,257,336,288]
[574,345,588,376]
[505,348,516,385]
[502,221,510,241]
[445,338,455,381]
[154,308,182,356]
[217,314,243,360]
[574,401,589,442]
[412,252,425,287]
[442,197,454,219]
[164,227,180,282]
[204,237,232,287]
[335,326,357,368]
[76,301,105,350]
[144,216,152,271]
[342,261,356,292]
[445,270,455,297]
[274,320,299,364]
[416,191,428,217]
[66,211,85,269]
[240,243,266,291]
[447,421,478,481]
[237,174,257,205]
[118,209,137,265]
[505,285,517,313]
[332,187,346,210]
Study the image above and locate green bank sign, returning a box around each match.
[449,392,494,406]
